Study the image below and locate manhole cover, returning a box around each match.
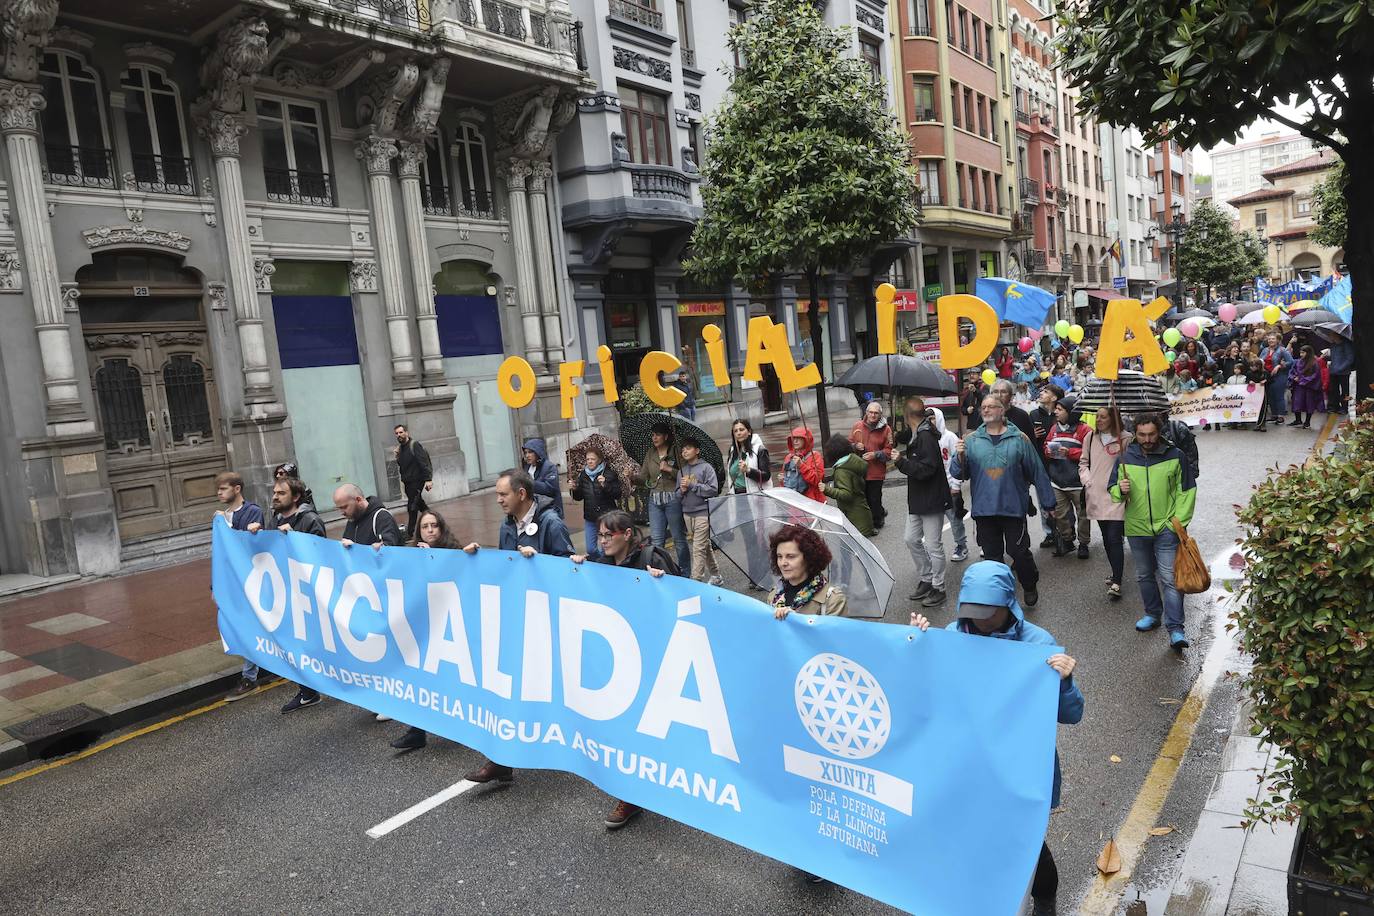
[4,703,105,744]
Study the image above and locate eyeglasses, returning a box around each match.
[597,530,623,541]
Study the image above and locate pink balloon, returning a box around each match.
[1018,336,1034,353]
[1218,303,1237,322]
[1180,319,1200,339]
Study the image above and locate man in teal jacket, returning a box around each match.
[1108,412,1197,650]
[951,394,1056,607]
[912,561,1083,915]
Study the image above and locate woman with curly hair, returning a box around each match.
[768,524,847,619]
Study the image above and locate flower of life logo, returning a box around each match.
[794,653,891,760]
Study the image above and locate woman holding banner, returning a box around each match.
[387,510,464,752]
[768,525,848,619]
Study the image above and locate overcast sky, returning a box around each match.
[1195,101,1315,174]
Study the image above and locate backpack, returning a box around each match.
[784,459,808,493]
[637,542,682,577]
[1165,419,1200,480]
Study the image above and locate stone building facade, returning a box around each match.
[0,0,589,578]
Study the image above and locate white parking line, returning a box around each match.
[366,779,478,838]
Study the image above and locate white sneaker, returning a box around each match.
[707,575,724,587]
[375,712,392,722]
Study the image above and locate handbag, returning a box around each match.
[1171,517,1210,594]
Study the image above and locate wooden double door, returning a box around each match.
[85,328,226,540]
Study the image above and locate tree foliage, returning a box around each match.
[685,0,919,285]
[1177,200,1265,294]
[1310,159,1348,250]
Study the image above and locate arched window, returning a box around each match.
[40,52,113,188]
[453,122,492,218]
[420,134,450,215]
[121,66,194,195]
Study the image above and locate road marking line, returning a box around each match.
[366,780,478,838]
[0,680,284,788]
[1079,408,1337,915]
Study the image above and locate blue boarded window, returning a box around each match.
[273,295,360,369]
[436,295,503,358]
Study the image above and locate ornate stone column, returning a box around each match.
[199,110,276,402]
[397,140,443,385]
[526,159,564,365]
[0,78,83,422]
[499,157,546,372]
[356,135,419,388]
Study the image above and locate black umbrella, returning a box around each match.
[619,411,726,485]
[1311,322,1352,343]
[1072,370,1170,414]
[1289,308,1342,327]
[833,354,958,396]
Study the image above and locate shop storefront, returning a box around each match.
[795,297,832,379]
[604,269,656,391]
[676,298,730,408]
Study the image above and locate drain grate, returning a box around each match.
[5,703,105,744]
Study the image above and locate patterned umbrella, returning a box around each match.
[565,434,638,494]
[1072,370,1170,414]
[708,488,894,618]
[618,411,726,486]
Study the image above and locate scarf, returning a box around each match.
[772,573,828,612]
[583,462,605,481]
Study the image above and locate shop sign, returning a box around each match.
[794,298,829,314]
[893,290,921,312]
[677,301,726,316]
[922,282,943,301]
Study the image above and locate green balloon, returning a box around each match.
[1054,319,1071,337]
[1162,327,1182,347]
[1165,349,1178,363]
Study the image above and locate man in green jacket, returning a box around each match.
[1108,413,1197,650]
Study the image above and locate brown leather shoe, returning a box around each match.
[465,759,513,784]
[604,800,642,829]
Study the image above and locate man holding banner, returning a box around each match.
[460,467,573,784]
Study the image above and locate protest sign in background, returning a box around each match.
[213,522,1061,915]
[1167,383,1266,427]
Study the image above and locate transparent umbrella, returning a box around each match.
[707,488,894,618]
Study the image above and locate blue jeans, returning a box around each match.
[1268,373,1289,416]
[945,498,967,551]
[582,519,602,559]
[241,660,258,681]
[1128,528,1184,632]
[648,494,690,573]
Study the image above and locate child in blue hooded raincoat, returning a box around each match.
[911,560,1084,916]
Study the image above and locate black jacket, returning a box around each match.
[397,440,432,485]
[571,466,623,522]
[273,502,325,537]
[342,496,403,546]
[1028,406,1055,465]
[894,420,952,515]
[1165,419,1200,480]
[593,538,682,577]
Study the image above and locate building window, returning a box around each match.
[956,163,966,207]
[957,9,969,51]
[964,87,974,131]
[419,134,451,215]
[989,100,999,141]
[676,0,694,61]
[950,82,961,128]
[971,16,983,59]
[908,0,932,36]
[983,170,993,212]
[1296,197,1311,216]
[860,39,883,83]
[40,52,113,188]
[977,95,987,137]
[969,167,980,210]
[257,95,333,206]
[912,77,937,120]
[728,3,747,69]
[918,159,941,205]
[620,86,672,165]
[453,122,493,215]
[1254,209,1267,231]
[984,24,993,63]
[687,120,703,167]
[120,65,193,195]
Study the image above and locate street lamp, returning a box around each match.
[1272,237,1285,283]
[1163,199,1188,311]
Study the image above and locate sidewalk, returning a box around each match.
[0,485,585,770]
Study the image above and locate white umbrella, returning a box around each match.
[707,488,895,618]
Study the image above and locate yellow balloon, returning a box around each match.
[1068,324,1085,344]
[981,368,997,386]
[1262,305,1282,324]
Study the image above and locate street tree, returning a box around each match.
[1177,199,1260,302]
[1055,0,1374,392]
[1309,160,1348,250]
[685,0,919,439]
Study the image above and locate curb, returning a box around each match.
[0,668,241,775]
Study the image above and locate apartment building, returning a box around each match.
[1060,85,1110,316]
[1150,138,1193,298]
[1229,149,1343,282]
[1210,132,1317,215]
[0,0,588,578]
[1098,124,1161,301]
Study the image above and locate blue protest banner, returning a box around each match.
[212,522,1061,915]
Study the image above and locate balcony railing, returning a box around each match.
[915,107,937,121]
[1015,108,1031,125]
[608,0,663,30]
[1030,249,1048,271]
[457,188,497,219]
[1054,187,1068,208]
[324,0,431,30]
[43,145,116,189]
[920,185,941,206]
[629,164,692,203]
[482,0,526,40]
[908,23,934,36]
[1019,176,1041,203]
[264,167,336,207]
[421,182,451,216]
[129,153,196,196]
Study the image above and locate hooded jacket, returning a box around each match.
[849,415,894,481]
[1108,440,1197,537]
[894,415,953,516]
[342,496,403,546]
[929,410,963,493]
[272,502,326,537]
[822,452,875,535]
[523,438,564,517]
[783,428,825,503]
[498,494,574,556]
[946,562,1084,808]
[950,423,1056,519]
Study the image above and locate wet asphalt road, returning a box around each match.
[0,422,1323,916]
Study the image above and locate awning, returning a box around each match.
[1083,289,1126,300]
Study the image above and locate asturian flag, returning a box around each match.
[976,277,1057,329]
